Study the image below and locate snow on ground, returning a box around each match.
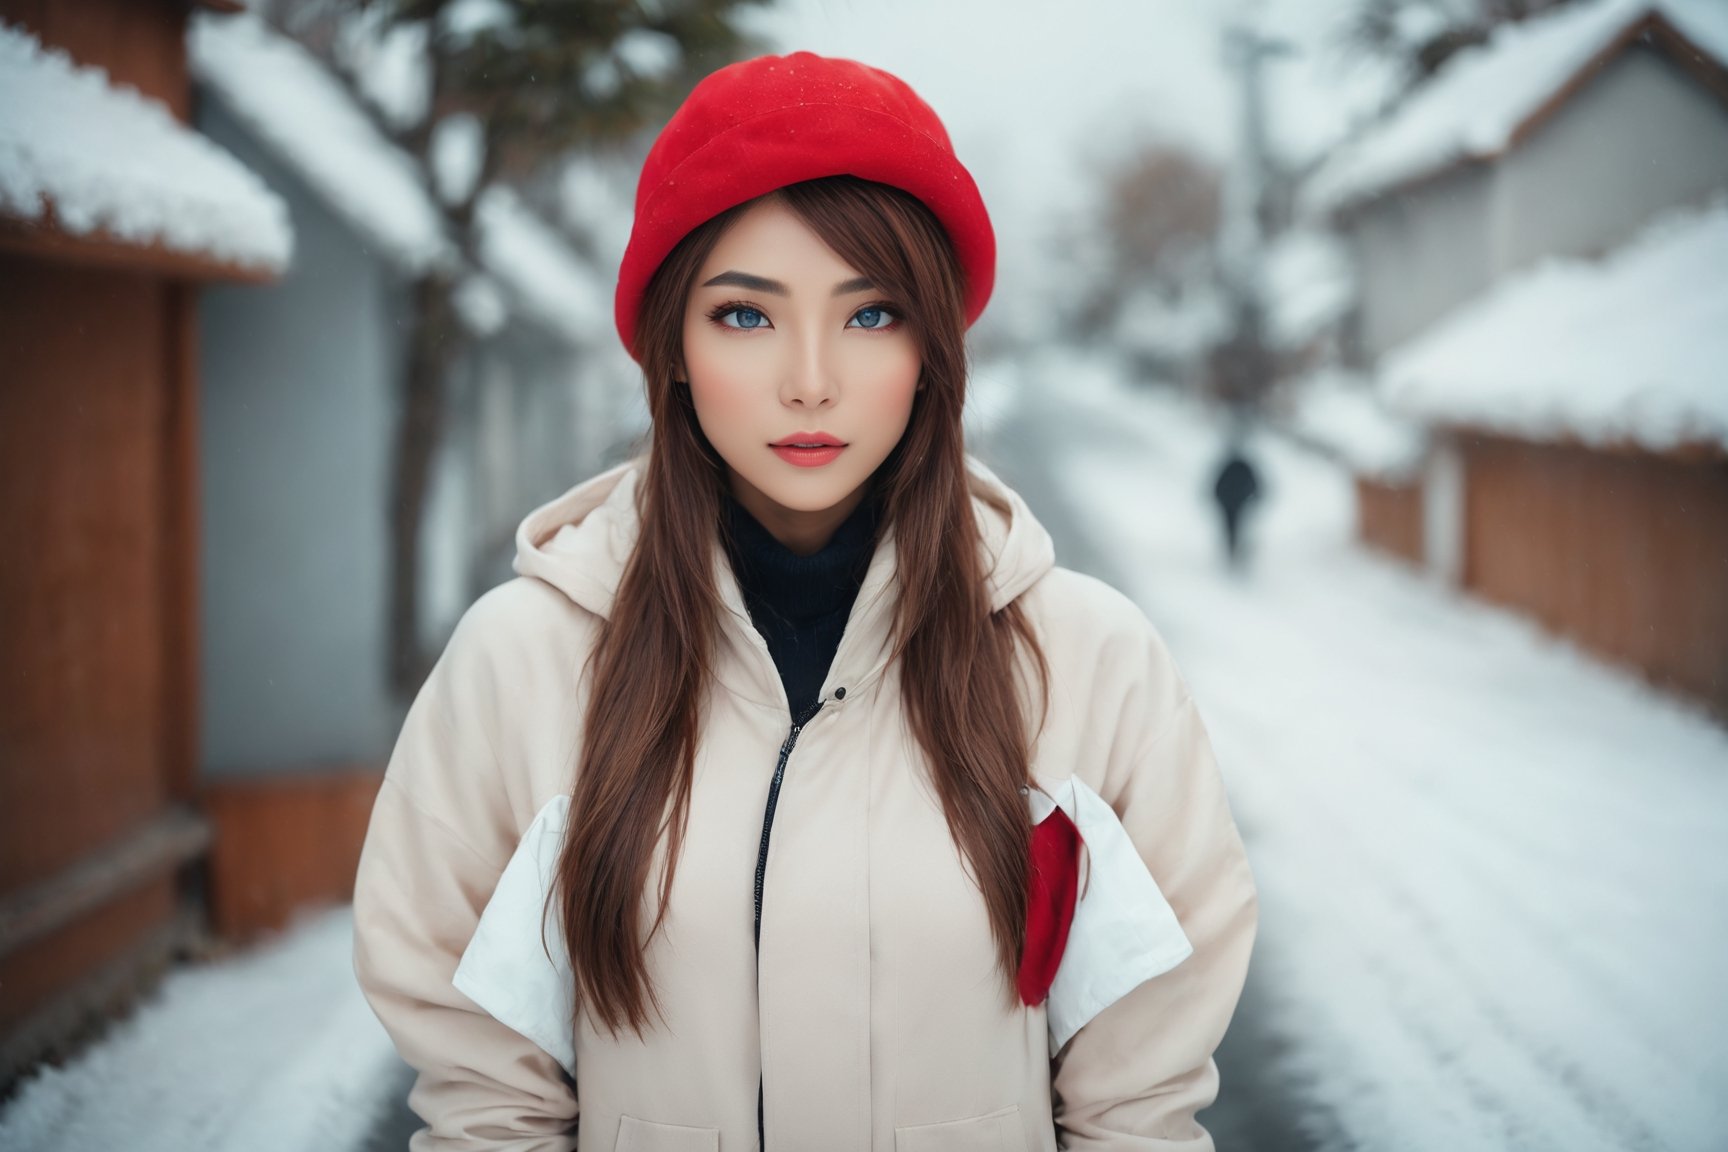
[5,349,1723,1151]
[1379,194,1728,454]
[0,20,290,272]
[0,905,398,1152]
[1030,350,1728,1152]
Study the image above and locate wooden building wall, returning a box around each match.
[1462,433,1728,721]
[1355,474,1425,569]
[0,255,211,1090]
[201,768,381,943]
[0,0,232,1091]
[0,0,192,114]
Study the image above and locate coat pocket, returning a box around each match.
[1032,774,1195,1052]
[894,1103,1025,1152]
[612,1114,720,1152]
[451,794,577,1076]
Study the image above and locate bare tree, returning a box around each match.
[1107,147,1224,290]
[283,0,771,696]
[1343,0,1582,85]
[1064,141,1223,341]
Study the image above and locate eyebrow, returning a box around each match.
[699,270,877,297]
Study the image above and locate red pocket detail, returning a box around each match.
[1018,802,1083,1007]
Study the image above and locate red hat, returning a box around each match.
[613,51,996,359]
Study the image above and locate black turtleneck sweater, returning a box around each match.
[721,486,883,721]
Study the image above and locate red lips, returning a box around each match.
[770,431,845,447]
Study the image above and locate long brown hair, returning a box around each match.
[557,175,1051,1038]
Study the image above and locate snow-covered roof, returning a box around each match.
[474,186,607,345]
[188,11,453,276]
[1281,366,1427,482]
[1303,0,1728,217]
[1379,195,1728,455]
[1264,227,1356,352]
[0,20,291,274]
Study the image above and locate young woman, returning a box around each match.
[353,51,1258,1152]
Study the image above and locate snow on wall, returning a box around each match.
[188,11,453,277]
[0,20,291,272]
[1378,195,1728,454]
[1303,0,1728,217]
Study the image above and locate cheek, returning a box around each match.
[855,341,922,431]
[682,321,761,442]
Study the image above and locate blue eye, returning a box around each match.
[849,306,896,330]
[717,305,770,330]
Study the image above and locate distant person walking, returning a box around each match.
[1212,438,1261,571]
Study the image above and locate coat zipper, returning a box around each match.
[755,695,827,1152]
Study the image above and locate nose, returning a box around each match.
[778,326,836,409]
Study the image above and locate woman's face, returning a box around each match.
[681,197,922,554]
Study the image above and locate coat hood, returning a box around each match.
[512,452,1056,622]
[358,446,1257,1152]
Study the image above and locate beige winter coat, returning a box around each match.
[352,453,1258,1152]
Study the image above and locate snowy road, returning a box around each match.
[7,356,1725,1152]
[991,351,1728,1152]
[969,363,1338,1152]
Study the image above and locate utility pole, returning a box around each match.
[1211,13,1292,413]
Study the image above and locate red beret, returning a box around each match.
[613,51,996,359]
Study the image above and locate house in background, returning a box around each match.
[1306,0,1728,364]
[1379,197,1728,718]
[1279,367,1430,566]
[0,0,290,1089]
[187,9,626,943]
[1257,228,1430,562]
[1297,0,1728,721]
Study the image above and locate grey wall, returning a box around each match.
[196,95,407,777]
[438,326,588,607]
[1351,163,1494,362]
[1496,43,1728,270]
[1349,40,1728,362]
[509,336,583,522]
